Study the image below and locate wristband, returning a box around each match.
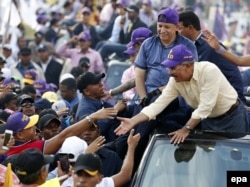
[109,89,113,96]
[86,116,97,128]
[215,46,226,54]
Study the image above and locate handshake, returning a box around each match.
[140,88,161,107]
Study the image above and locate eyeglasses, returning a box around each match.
[21,102,34,107]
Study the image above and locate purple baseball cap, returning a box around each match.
[161,44,194,68]
[142,0,152,6]
[33,80,49,95]
[2,77,20,86]
[82,7,91,14]
[157,8,179,24]
[123,42,136,55]
[6,112,39,134]
[78,32,91,41]
[23,70,37,85]
[131,27,153,45]
[116,0,129,7]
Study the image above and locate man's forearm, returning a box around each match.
[110,79,135,96]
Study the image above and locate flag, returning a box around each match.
[38,178,60,187]
[4,163,13,187]
[213,6,227,41]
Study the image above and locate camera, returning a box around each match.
[11,85,21,94]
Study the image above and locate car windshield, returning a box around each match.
[139,137,250,187]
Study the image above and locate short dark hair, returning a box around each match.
[60,78,77,90]
[21,85,36,95]
[179,11,201,31]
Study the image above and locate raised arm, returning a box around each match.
[44,108,117,155]
[202,29,250,66]
[112,129,140,187]
[109,78,135,97]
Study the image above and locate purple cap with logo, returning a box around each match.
[157,8,179,24]
[6,112,39,134]
[116,0,129,7]
[142,0,152,6]
[33,80,49,95]
[131,27,152,45]
[162,44,194,68]
[78,32,91,41]
[123,42,136,55]
[82,7,91,14]
[23,70,37,85]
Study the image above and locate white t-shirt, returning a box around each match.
[61,176,114,187]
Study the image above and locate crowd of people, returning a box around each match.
[0,0,250,186]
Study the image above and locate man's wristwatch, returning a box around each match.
[184,125,193,131]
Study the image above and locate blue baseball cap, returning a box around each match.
[161,44,194,68]
[6,112,39,134]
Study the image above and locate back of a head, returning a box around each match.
[21,85,37,95]
[60,78,77,90]
[178,11,201,31]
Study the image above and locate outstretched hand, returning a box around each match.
[127,129,140,149]
[201,29,220,50]
[91,107,118,120]
[114,117,135,136]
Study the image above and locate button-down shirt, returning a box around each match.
[195,34,245,103]
[142,62,237,120]
[57,43,105,73]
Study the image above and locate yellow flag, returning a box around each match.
[45,0,58,5]
[38,178,60,187]
[4,163,13,187]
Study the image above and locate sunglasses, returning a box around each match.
[21,102,34,107]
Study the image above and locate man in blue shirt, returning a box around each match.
[134,7,197,130]
[178,10,246,104]
[135,8,198,97]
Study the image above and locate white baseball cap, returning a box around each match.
[60,73,74,83]
[60,136,88,162]
[51,100,67,112]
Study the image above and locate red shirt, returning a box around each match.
[6,140,45,156]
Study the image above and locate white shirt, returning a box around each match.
[141,62,238,120]
[61,176,114,187]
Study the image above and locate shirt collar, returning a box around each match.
[192,62,199,81]
[77,48,91,54]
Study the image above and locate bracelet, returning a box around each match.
[86,116,97,128]
[215,46,226,54]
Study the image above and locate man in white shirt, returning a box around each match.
[73,129,140,187]
[115,44,249,144]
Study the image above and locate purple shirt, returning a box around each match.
[57,43,106,73]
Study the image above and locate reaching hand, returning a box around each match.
[201,29,220,50]
[127,129,140,149]
[114,117,135,136]
[91,108,118,120]
[85,136,106,153]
